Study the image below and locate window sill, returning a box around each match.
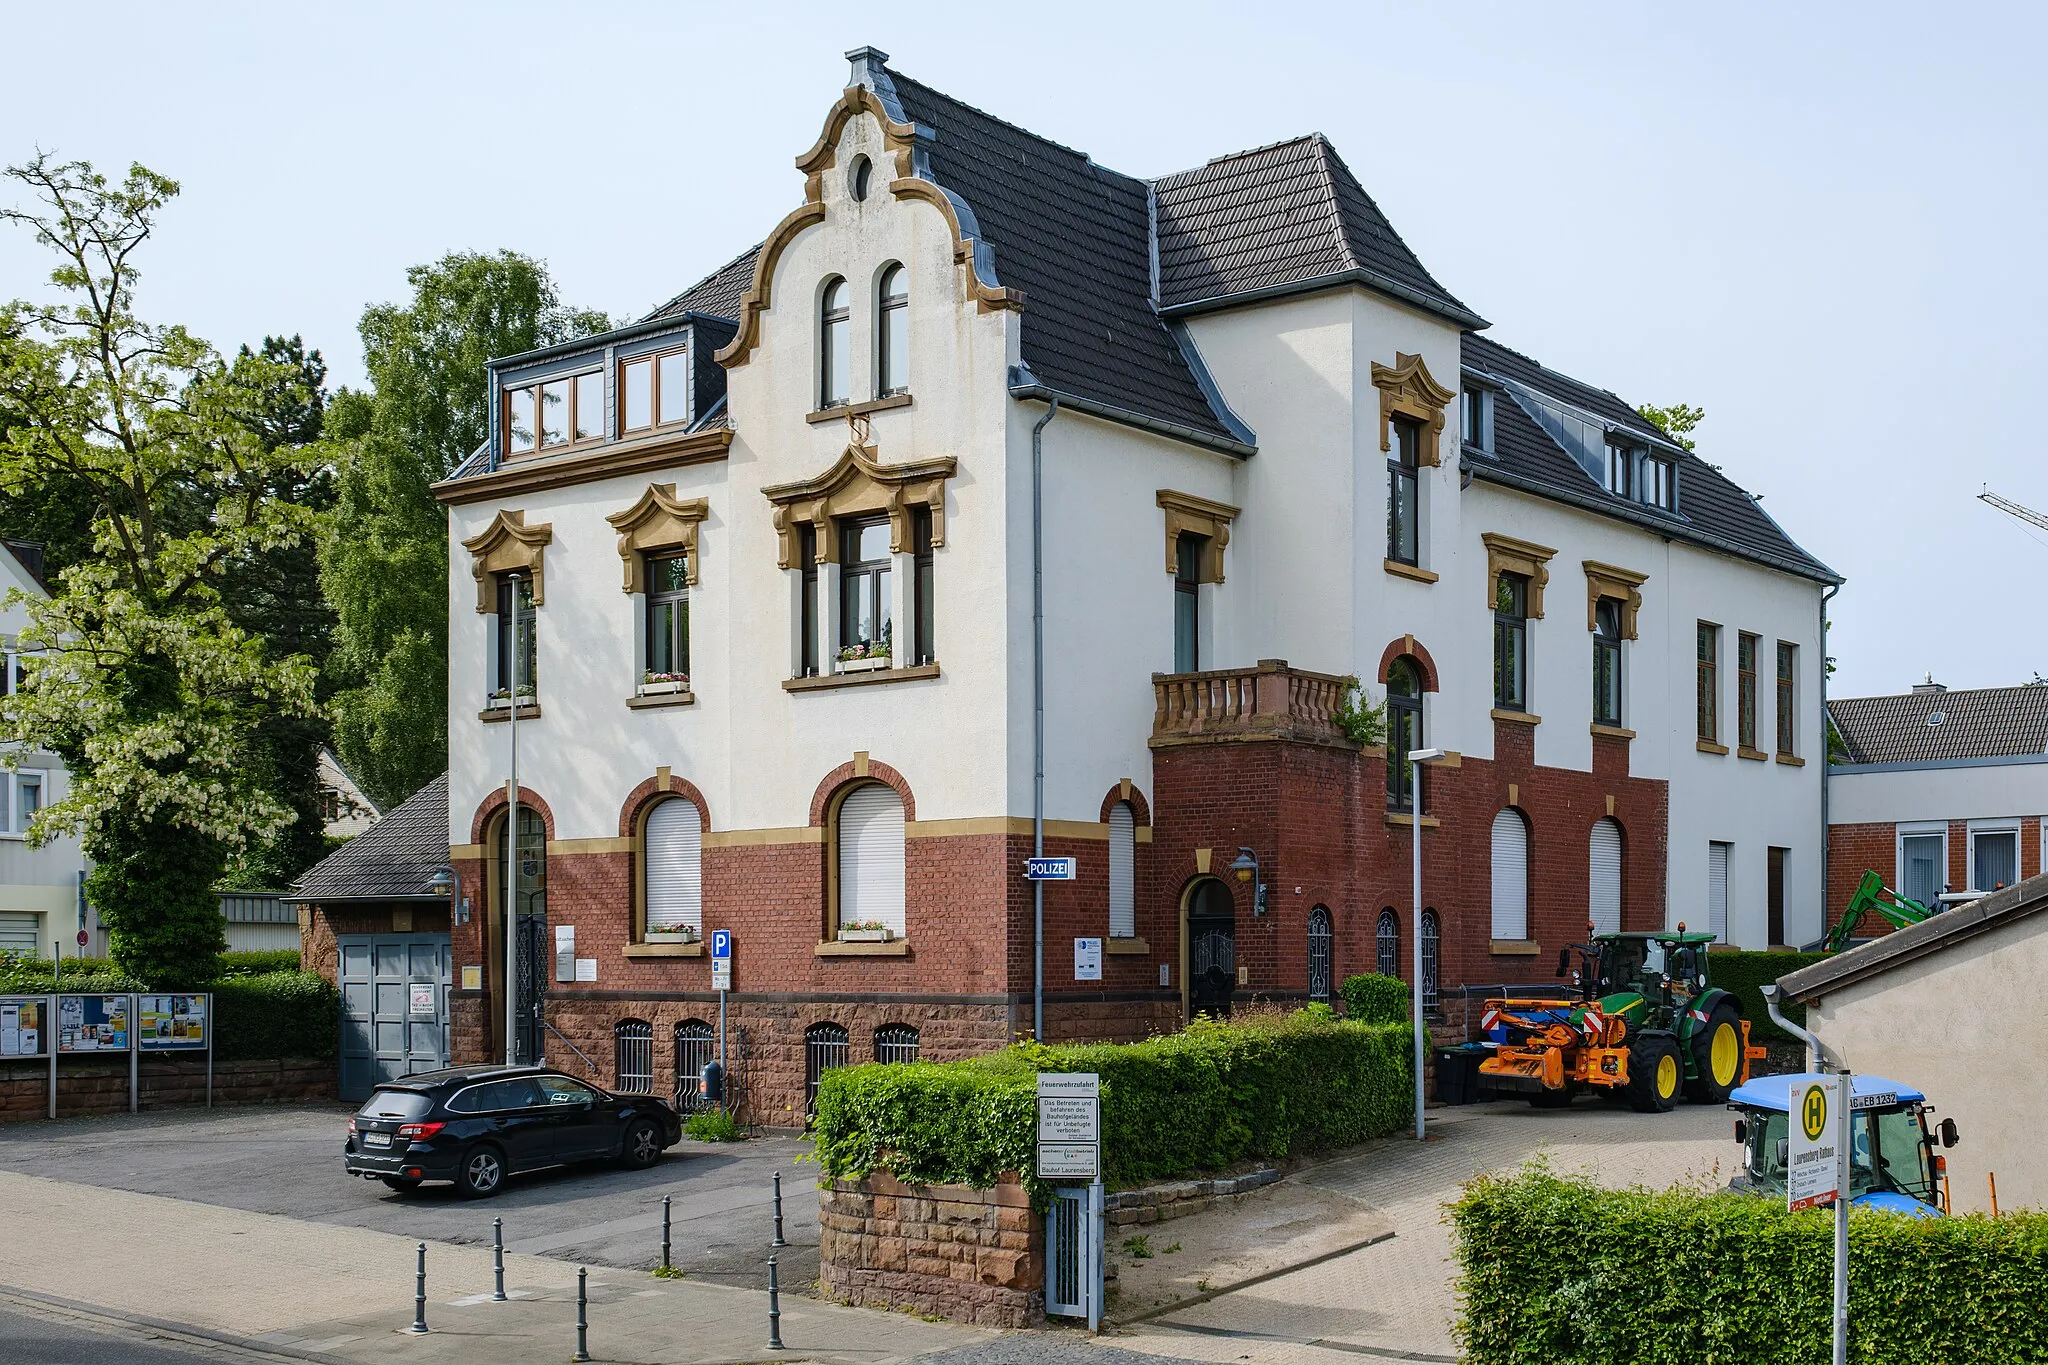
[1696,739,1730,756]
[1106,937,1151,955]
[784,663,940,693]
[480,705,542,723]
[815,939,912,957]
[1737,746,1770,762]
[626,691,697,710]
[806,392,913,425]
[1491,708,1540,726]
[1776,753,1806,767]
[623,941,704,958]
[1489,939,1541,956]
[1590,723,1635,742]
[1385,812,1441,829]
[1382,558,1439,585]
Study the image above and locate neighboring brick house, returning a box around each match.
[431,48,1837,1119]
[1827,680,2048,933]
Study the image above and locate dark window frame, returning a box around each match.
[1737,632,1759,750]
[1173,531,1204,673]
[1697,622,1719,743]
[1387,416,1421,566]
[838,515,892,658]
[494,573,536,700]
[1592,598,1623,727]
[1387,656,1424,812]
[1604,441,1635,498]
[877,263,909,397]
[798,524,819,677]
[1494,571,1528,711]
[1776,641,1797,756]
[645,552,689,684]
[820,277,851,408]
[910,505,934,665]
[1644,455,1675,510]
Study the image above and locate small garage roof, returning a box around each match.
[1778,871,2048,1002]
[291,774,450,903]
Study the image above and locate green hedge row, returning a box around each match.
[1340,973,1411,1024]
[812,1013,1414,1202]
[1710,950,1827,1044]
[1453,1168,2048,1364]
[0,960,335,1063]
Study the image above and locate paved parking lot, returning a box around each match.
[0,1103,817,1289]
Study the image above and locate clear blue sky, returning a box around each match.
[5,2,2042,698]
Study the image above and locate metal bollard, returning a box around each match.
[661,1194,672,1270]
[572,1266,591,1362]
[492,1217,507,1301]
[408,1242,429,1334]
[772,1172,787,1248]
[767,1255,784,1350]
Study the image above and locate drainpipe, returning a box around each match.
[1818,584,1839,945]
[1762,983,1837,1073]
[1031,396,1061,1043]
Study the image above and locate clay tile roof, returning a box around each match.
[291,774,450,902]
[1828,685,2048,765]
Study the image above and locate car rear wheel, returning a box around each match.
[619,1118,662,1170]
[381,1176,422,1194]
[457,1145,506,1198]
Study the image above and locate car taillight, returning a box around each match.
[397,1122,445,1141]
[347,1117,357,1135]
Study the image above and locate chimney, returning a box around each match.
[1911,675,1946,696]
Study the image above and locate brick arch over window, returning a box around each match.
[617,773,714,838]
[1097,781,1152,827]
[808,758,916,827]
[468,785,558,845]
[1377,635,1440,692]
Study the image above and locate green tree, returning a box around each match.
[0,155,322,984]
[323,252,606,808]
[1637,402,1705,451]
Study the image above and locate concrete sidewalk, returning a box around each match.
[0,1168,990,1364]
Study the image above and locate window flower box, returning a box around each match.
[639,673,690,696]
[644,927,699,943]
[836,924,895,943]
[836,654,893,675]
[486,688,537,709]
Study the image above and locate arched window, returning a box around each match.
[1420,910,1441,1011]
[875,1023,920,1064]
[614,1018,654,1094]
[1107,801,1136,939]
[877,264,909,396]
[819,276,850,408]
[1376,908,1399,978]
[673,1019,714,1112]
[836,783,906,938]
[1307,906,1334,1004]
[1590,817,1624,935]
[805,1021,850,1116]
[1490,808,1530,941]
[1387,657,1424,812]
[643,796,702,940]
[493,805,547,1065]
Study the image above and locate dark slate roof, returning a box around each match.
[884,69,1245,450]
[1462,334,1839,584]
[1780,871,2048,1002]
[1153,135,1481,327]
[1829,685,2048,765]
[646,245,760,324]
[292,774,450,903]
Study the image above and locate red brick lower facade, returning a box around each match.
[1826,818,2042,937]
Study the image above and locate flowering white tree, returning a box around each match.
[0,156,321,983]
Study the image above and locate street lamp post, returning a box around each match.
[1406,746,1447,1141]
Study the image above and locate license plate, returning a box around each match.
[364,1132,392,1148]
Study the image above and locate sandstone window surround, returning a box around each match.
[1370,351,1456,469]
[1157,489,1239,584]
[462,509,553,613]
[1481,533,1557,619]
[606,484,710,591]
[764,438,954,571]
[1583,559,1648,640]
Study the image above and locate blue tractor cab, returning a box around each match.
[1727,1072,1959,1216]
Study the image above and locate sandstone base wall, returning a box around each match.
[0,1056,338,1122]
[820,1171,1042,1328]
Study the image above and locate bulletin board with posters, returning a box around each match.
[138,994,209,1051]
[0,996,48,1057]
[57,994,131,1052]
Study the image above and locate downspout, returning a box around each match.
[1762,983,1838,1073]
[1031,396,1061,1043]
[1819,583,1840,945]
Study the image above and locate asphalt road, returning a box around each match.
[0,1104,818,1290]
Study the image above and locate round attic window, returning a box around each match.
[1925,710,1946,727]
[848,155,872,202]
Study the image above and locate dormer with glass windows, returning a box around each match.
[1601,435,1678,514]
[485,313,737,469]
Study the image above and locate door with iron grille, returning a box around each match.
[1184,878,1236,1019]
[1307,906,1334,1004]
[513,914,548,1064]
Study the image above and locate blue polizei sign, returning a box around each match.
[1024,857,1078,881]
[710,929,733,960]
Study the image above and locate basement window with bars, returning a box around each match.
[615,1019,654,1094]
[875,1023,920,1064]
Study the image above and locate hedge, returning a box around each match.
[0,959,335,1063]
[1340,973,1410,1024]
[812,1012,1413,1203]
[1453,1167,2048,1364]
[1709,950,1827,1044]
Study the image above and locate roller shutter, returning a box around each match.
[1589,818,1623,935]
[1707,842,1730,942]
[0,911,39,958]
[1108,802,1135,939]
[838,784,906,935]
[644,798,703,933]
[1490,810,1529,940]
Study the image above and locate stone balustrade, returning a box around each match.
[1150,658,1356,749]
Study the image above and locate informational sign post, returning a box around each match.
[1787,1075,1842,1212]
[1037,1072,1103,1333]
[137,993,214,1110]
[710,929,733,1082]
[1072,937,1103,982]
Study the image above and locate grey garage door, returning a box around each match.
[339,933,450,1102]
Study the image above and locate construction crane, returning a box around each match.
[1980,487,2048,533]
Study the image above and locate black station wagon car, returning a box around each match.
[344,1065,683,1197]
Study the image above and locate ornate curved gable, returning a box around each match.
[460,509,552,612]
[761,434,956,568]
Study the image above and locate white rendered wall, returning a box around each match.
[1829,761,2048,827]
[0,548,88,955]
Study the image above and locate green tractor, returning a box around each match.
[1480,925,1762,1111]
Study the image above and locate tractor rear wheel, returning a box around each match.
[1684,1002,1744,1104]
[1625,1034,1682,1113]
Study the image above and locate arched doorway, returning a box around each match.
[487,806,548,1064]
[1182,878,1236,1020]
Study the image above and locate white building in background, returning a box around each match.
[0,541,94,960]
